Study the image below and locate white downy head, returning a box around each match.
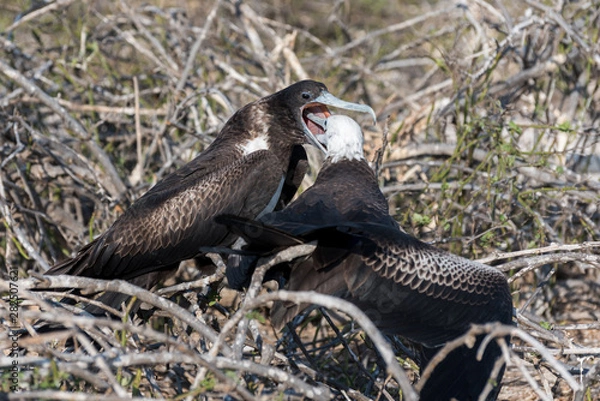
[320,115,365,163]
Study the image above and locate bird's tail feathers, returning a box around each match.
[46,241,96,276]
[215,214,303,249]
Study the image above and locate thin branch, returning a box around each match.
[325,5,460,58]
[3,392,158,401]
[0,59,126,199]
[219,289,419,401]
[477,241,600,264]
[524,0,591,54]
[500,252,600,281]
[3,0,78,33]
[419,324,582,393]
[21,274,229,355]
[0,172,51,271]
[210,244,316,358]
[374,116,390,175]
[175,0,222,93]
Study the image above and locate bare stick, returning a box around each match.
[3,0,78,33]
[418,323,581,394]
[175,0,222,93]
[116,352,330,401]
[374,116,390,176]
[129,76,145,186]
[120,0,179,74]
[477,241,600,264]
[227,244,316,358]
[326,5,459,57]
[220,289,419,401]
[502,252,600,281]
[0,392,157,401]
[22,274,229,356]
[0,59,126,199]
[0,172,51,271]
[524,0,591,53]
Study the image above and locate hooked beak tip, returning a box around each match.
[367,107,377,125]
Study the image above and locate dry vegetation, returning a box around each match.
[1,0,599,400]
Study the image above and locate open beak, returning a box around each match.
[301,92,376,154]
[302,104,330,153]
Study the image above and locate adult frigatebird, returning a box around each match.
[46,81,376,314]
[218,115,513,401]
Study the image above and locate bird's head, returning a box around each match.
[277,80,375,154]
[316,115,365,163]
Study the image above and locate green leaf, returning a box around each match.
[508,120,522,134]
[557,121,571,132]
[412,212,431,226]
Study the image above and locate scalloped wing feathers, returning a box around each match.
[50,150,282,280]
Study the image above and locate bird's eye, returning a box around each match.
[301,92,311,100]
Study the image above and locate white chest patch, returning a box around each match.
[238,135,269,156]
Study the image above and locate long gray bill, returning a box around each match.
[313,92,377,124]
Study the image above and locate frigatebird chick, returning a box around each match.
[218,115,513,401]
[46,81,376,315]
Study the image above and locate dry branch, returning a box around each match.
[16,275,227,354]
[0,59,125,200]
[1,0,599,399]
[221,289,419,401]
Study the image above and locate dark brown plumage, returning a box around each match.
[46,81,375,313]
[218,115,513,401]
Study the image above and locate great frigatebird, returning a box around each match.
[218,115,513,401]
